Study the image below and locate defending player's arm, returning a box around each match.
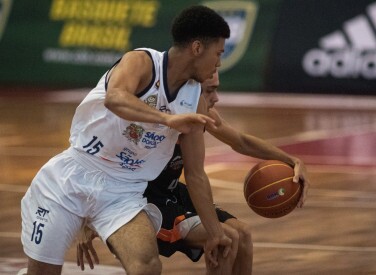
[180,96,232,267]
[206,107,309,207]
[105,51,215,134]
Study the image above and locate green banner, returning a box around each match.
[0,0,280,90]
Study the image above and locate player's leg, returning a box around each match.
[184,222,239,275]
[224,218,253,275]
[21,188,83,275]
[21,152,89,275]
[106,211,162,275]
[26,258,62,275]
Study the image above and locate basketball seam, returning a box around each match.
[248,183,301,209]
[248,176,294,198]
[244,163,292,195]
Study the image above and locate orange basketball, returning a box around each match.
[244,160,302,218]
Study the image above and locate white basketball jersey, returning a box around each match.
[69,48,201,182]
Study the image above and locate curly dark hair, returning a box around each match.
[171,5,230,47]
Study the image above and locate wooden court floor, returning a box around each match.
[0,90,376,274]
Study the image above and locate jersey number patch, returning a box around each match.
[83,136,104,155]
[31,221,44,244]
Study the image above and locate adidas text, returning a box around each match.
[303,48,376,79]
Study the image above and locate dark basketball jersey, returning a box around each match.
[144,144,184,206]
[144,143,236,261]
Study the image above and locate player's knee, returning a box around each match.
[127,255,162,275]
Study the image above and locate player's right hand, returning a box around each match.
[76,226,99,271]
[165,113,216,134]
[292,158,310,208]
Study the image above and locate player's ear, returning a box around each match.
[191,40,204,56]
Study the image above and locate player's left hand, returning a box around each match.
[204,234,232,268]
[77,226,99,271]
[292,158,310,208]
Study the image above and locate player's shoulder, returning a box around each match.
[121,50,153,66]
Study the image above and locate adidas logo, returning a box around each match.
[302,1,376,79]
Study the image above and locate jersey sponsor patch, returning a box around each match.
[123,123,145,144]
[142,131,166,149]
[144,95,158,108]
[116,148,146,170]
[169,155,183,170]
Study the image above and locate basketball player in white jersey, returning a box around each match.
[76,71,310,274]
[20,5,233,275]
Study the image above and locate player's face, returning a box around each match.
[202,71,219,109]
[194,38,225,83]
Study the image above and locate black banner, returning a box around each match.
[267,0,376,95]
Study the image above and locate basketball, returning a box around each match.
[244,160,302,218]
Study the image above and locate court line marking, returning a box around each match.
[0,257,125,274]
[204,162,376,174]
[32,89,376,110]
[205,125,376,156]
[1,232,374,253]
[253,242,376,252]
[217,92,376,110]
[209,178,376,198]
[4,182,376,209]
[267,125,376,147]
[0,146,63,156]
[0,184,28,193]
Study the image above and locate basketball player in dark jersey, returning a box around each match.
[76,71,310,274]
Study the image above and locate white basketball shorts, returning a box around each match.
[21,148,162,265]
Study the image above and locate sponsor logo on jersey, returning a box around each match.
[123,123,145,145]
[159,105,171,113]
[302,2,376,79]
[144,95,158,108]
[203,1,258,72]
[0,0,12,41]
[179,99,193,108]
[142,131,166,149]
[165,195,178,205]
[169,155,183,170]
[116,149,145,171]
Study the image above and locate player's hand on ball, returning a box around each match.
[292,158,310,208]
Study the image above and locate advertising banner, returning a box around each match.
[267,0,376,95]
[0,0,278,91]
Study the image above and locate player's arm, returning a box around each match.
[180,96,232,266]
[105,51,215,133]
[206,108,296,163]
[206,107,309,207]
